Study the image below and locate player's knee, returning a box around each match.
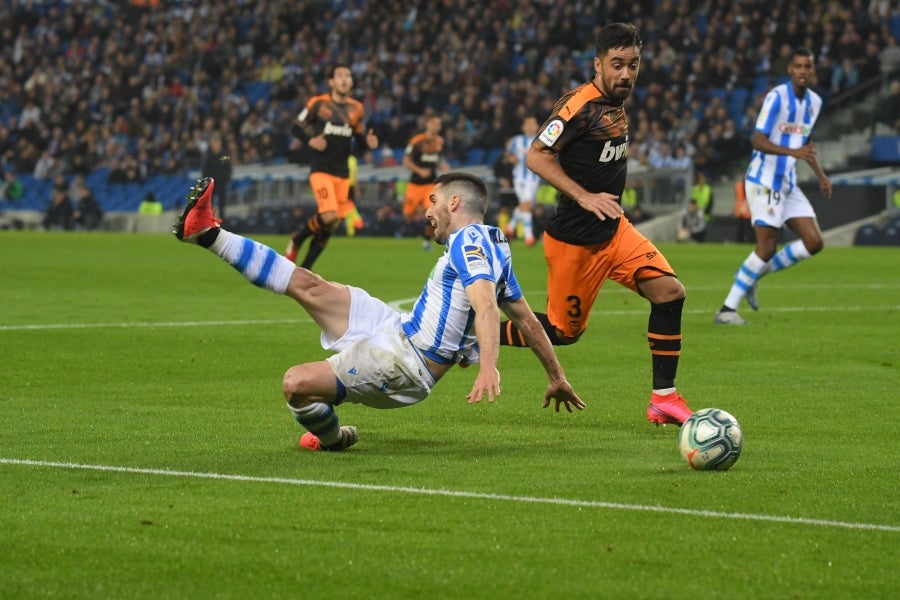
[554,333,581,345]
[806,237,824,255]
[319,213,339,228]
[282,365,314,407]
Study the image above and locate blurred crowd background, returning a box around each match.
[1,0,899,228]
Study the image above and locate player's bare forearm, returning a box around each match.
[466,280,502,404]
[527,147,621,220]
[527,147,585,203]
[502,299,584,412]
[503,298,564,383]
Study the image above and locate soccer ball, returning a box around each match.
[678,408,743,471]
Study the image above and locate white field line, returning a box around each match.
[2,304,897,332]
[1,458,897,533]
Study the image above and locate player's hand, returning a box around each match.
[577,192,624,221]
[542,380,585,413]
[793,142,818,163]
[466,367,501,404]
[819,176,833,198]
[309,134,327,152]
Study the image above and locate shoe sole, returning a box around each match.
[647,404,686,426]
[173,177,214,241]
[713,313,748,325]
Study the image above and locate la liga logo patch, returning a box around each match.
[539,119,564,146]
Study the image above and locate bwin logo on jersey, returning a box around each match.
[598,139,628,163]
[324,122,354,137]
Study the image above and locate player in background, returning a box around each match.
[285,64,378,270]
[492,144,518,234]
[402,114,449,249]
[504,116,541,247]
[498,22,694,426]
[714,47,832,325]
[174,174,583,451]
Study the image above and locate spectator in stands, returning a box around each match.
[33,150,57,180]
[691,172,714,220]
[831,57,860,93]
[2,169,24,202]
[878,34,900,78]
[72,182,104,231]
[201,136,233,219]
[2,0,899,235]
[138,192,163,215]
[43,186,73,230]
[881,80,900,130]
[677,199,707,243]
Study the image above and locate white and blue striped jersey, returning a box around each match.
[508,134,541,185]
[401,224,523,366]
[746,83,823,193]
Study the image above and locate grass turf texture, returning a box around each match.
[0,231,897,598]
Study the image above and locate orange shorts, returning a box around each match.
[543,218,675,338]
[402,183,434,219]
[309,172,352,218]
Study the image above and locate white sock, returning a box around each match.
[522,211,533,240]
[767,239,812,274]
[211,230,295,294]
[508,208,520,231]
[723,251,768,310]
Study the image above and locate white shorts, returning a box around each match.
[745,180,816,229]
[513,178,540,205]
[322,286,436,409]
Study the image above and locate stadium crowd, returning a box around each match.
[0,0,899,221]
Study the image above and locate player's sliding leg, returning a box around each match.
[174,178,356,451]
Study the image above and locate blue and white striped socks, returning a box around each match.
[209,230,295,295]
[723,241,813,310]
[288,402,341,445]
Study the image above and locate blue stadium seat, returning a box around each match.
[853,223,882,246]
[707,87,729,104]
[465,148,486,166]
[882,224,900,246]
[871,136,900,163]
[243,81,272,105]
[485,148,504,167]
[728,87,750,118]
[752,75,773,97]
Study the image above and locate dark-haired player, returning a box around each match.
[714,47,832,325]
[176,174,583,451]
[285,65,378,270]
[498,23,693,425]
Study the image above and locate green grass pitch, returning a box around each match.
[0,230,897,598]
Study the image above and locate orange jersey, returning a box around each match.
[405,133,444,185]
[297,93,366,178]
[537,82,629,245]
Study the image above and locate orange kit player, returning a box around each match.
[286,64,378,269]
[402,114,449,249]
[498,23,694,426]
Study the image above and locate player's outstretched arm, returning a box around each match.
[464,279,502,404]
[501,297,585,413]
